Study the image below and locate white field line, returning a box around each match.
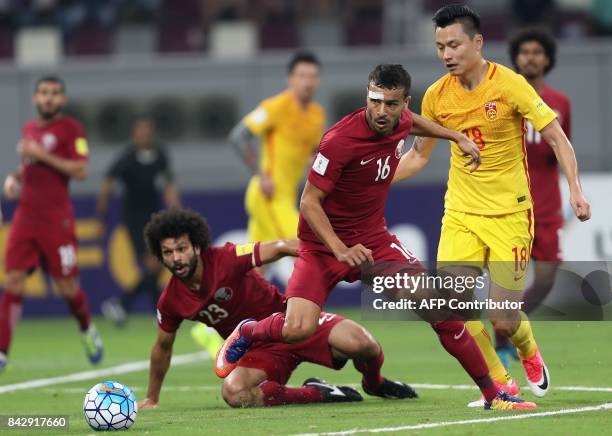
[0,352,209,394]
[295,403,612,435]
[2,352,612,396]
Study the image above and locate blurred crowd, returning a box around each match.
[0,0,611,59]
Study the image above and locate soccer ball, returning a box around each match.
[83,381,138,431]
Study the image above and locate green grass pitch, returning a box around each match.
[0,310,610,435]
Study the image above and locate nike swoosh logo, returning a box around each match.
[537,367,549,390]
[360,158,375,165]
[453,325,466,340]
[513,275,525,282]
[309,382,345,397]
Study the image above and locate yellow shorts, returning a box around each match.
[245,176,299,242]
[437,208,534,290]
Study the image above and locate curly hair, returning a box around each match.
[144,208,211,260]
[509,28,557,75]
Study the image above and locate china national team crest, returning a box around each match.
[484,102,497,121]
[214,287,233,302]
[395,139,405,159]
[42,133,57,150]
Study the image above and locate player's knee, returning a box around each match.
[54,278,78,298]
[282,319,316,343]
[345,329,380,358]
[221,379,254,408]
[492,318,520,337]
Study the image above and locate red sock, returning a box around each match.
[432,320,497,402]
[0,291,22,354]
[260,381,323,406]
[242,312,286,343]
[66,288,91,332]
[354,348,384,390]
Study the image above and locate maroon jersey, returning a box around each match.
[20,116,88,216]
[156,242,285,338]
[525,85,571,223]
[300,108,412,248]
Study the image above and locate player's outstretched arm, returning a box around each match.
[410,113,480,172]
[18,139,88,180]
[540,120,591,221]
[228,120,274,198]
[228,120,260,174]
[392,137,436,184]
[300,181,373,267]
[258,239,299,265]
[140,328,177,409]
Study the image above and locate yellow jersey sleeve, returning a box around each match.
[421,86,438,122]
[243,97,282,136]
[507,74,557,131]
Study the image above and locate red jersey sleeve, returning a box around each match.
[65,119,89,161]
[307,133,353,193]
[156,302,183,333]
[562,97,571,141]
[219,242,262,273]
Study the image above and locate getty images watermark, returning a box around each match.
[360,261,612,321]
[370,271,524,312]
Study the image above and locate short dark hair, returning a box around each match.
[288,51,321,73]
[432,4,481,38]
[144,208,211,260]
[367,64,411,96]
[35,75,66,93]
[509,28,557,75]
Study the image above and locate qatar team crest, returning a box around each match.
[41,133,57,151]
[214,287,233,302]
[484,102,497,121]
[395,139,405,159]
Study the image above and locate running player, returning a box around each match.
[0,76,103,372]
[138,208,417,409]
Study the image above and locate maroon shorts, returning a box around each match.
[5,208,79,277]
[237,312,346,384]
[285,234,424,308]
[531,220,562,262]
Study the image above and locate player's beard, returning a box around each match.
[169,254,198,280]
[36,103,63,120]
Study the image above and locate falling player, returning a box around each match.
[0,76,103,372]
[138,208,417,409]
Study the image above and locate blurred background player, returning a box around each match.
[495,29,572,368]
[191,50,325,352]
[96,116,180,327]
[230,50,325,263]
[0,76,103,372]
[397,4,589,404]
[139,208,416,410]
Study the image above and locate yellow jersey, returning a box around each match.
[244,90,325,200]
[422,62,557,215]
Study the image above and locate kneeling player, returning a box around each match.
[138,208,416,409]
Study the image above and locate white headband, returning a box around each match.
[368,90,385,100]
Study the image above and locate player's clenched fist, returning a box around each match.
[570,192,591,221]
[335,244,374,267]
[3,174,21,200]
